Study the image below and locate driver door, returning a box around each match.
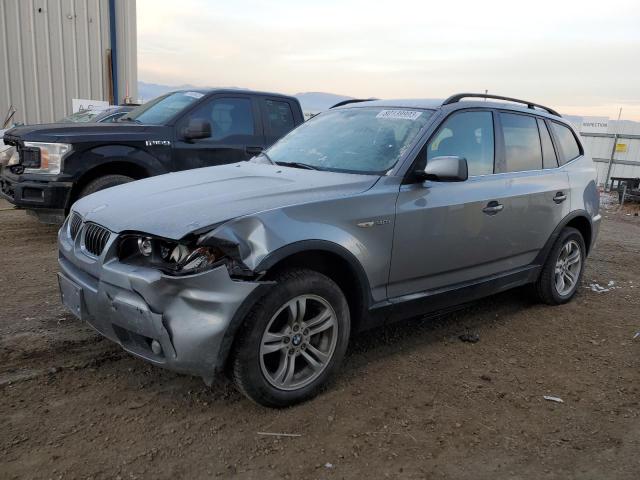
[388,109,517,298]
[172,95,265,171]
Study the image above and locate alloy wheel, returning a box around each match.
[259,294,338,391]
[554,239,582,296]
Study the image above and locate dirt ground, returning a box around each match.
[1,196,639,480]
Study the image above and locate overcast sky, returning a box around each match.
[138,0,640,120]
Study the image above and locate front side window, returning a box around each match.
[550,122,581,164]
[501,113,542,172]
[427,111,494,176]
[263,107,433,174]
[180,98,255,142]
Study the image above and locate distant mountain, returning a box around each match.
[138,82,188,100]
[137,81,248,102]
[138,82,353,114]
[293,92,353,113]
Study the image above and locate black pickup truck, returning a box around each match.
[0,89,304,223]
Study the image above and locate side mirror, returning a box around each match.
[182,118,211,141]
[416,156,468,182]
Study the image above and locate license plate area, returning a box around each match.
[58,273,84,319]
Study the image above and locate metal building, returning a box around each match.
[574,120,640,187]
[0,0,137,126]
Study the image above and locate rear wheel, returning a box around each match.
[79,174,134,198]
[231,269,350,407]
[534,227,585,305]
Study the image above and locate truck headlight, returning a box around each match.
[118,234,225,276]
[23,142,71,174]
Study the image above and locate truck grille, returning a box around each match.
[83,223,110,256]
[69,213,83,240]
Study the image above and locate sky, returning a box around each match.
[137,0,640,120]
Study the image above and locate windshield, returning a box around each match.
[263,107,433,174]
[121,91,204,125]
[59,110,103,123]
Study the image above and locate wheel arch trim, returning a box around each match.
[214,240,373,372]
[534,210,594,267]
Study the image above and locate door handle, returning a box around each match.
[553,192,567,204]
[482,201,504,215]
[246,146,263,155]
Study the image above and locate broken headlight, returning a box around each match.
[0,146,17,167]
[118,234,226,276]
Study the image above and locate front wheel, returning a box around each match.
[231,269,350,407]
[79,174,134,199]
[534,227,585,305]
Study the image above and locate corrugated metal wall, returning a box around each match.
[0,0,136,125]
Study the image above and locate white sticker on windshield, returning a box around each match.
[376,109,423,120]
[184,91,204,99]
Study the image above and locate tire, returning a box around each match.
[534,227,586,305]
[79,174,134,198]
[231,268,350,408]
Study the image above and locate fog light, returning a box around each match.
[151,339,162,355]
[138,237,153,256]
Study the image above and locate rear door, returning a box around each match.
[172,95,265,171]
[494,112,571,266]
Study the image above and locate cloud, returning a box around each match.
[137,0,640,119]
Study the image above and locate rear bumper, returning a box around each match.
[0,167,72,215]
[57,223,269,382]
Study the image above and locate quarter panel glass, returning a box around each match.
[550,122,581,165]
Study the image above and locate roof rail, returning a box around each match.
[330,98,378,109]
[442,93,560,117]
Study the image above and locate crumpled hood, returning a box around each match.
[72,162,379,239]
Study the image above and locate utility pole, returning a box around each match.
[604,107,623,191]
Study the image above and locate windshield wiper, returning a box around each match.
[257,151,276,165]
[275,161,319,170]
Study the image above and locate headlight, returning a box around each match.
[118,234,224,275]
[23,142,71,174]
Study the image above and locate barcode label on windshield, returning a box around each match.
[376,110,423,120]
[184,91,204,99]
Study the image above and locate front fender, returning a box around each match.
[67,144,170,178]
[200,186,399,304]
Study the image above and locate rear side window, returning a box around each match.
[550,122,581,164]
[264,100,295,139]
[501,113,542,172]
[537,119,558,169]
[427,111,494,176]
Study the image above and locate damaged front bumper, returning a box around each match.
[57,220,271,383]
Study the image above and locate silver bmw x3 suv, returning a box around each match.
[58,93,600,407]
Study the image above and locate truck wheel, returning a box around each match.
[79,174,134,198]
[231,269,350,408]
[534,227,585,305]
